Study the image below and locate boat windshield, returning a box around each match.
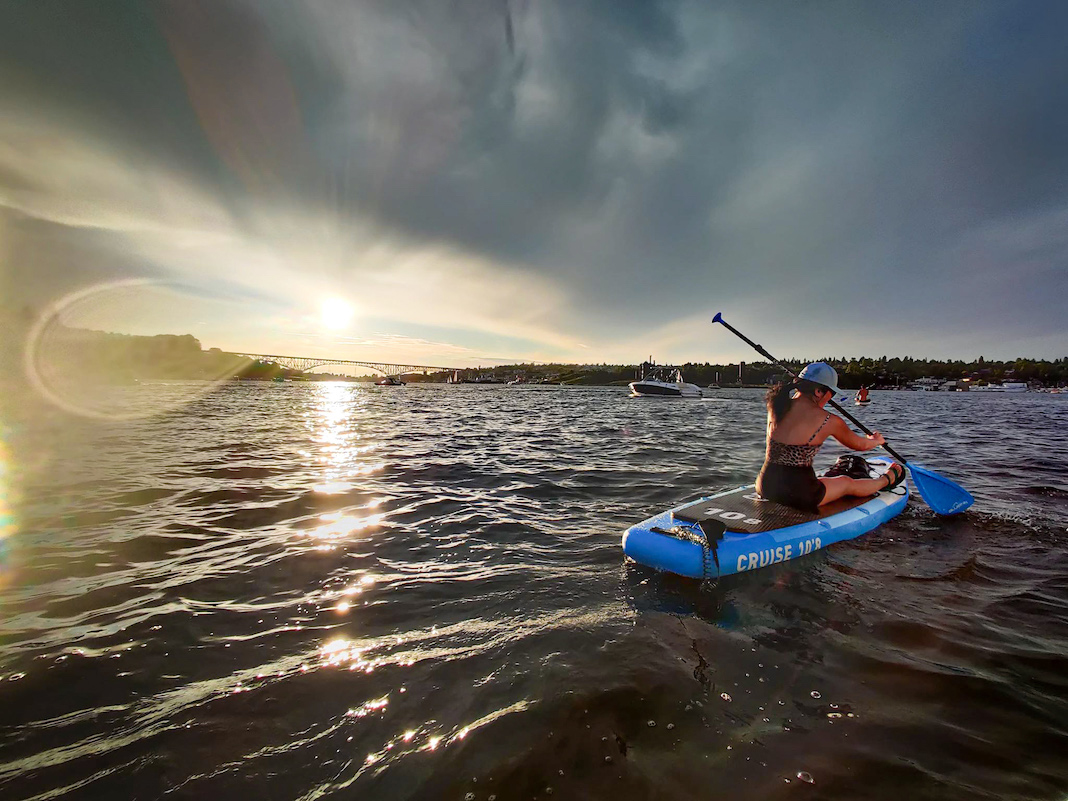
[637,362,684,383]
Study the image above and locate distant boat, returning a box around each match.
[629,360,702,398]
[376,375,406,386]
[971,382,1028,392]
[910,377,940,391]
[444,370,505,384]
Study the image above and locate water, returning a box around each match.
[1,384,1066,800]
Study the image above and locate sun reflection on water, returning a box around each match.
[300,615,537,785]
[352,701,534,783]
[311,463,385,494]
[320,637,374,672]
[317,629,418,674]
[346,695,389,718]
[310,511,384,542]
[302,383,389,547]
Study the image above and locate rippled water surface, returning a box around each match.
[1,383,1066,800]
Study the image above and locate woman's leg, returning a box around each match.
[818,473,891,505]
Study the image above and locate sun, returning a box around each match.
[320,297,355,330]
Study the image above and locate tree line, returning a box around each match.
[457,356,1068,388]
[25,325,1068,387]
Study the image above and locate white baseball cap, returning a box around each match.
[798,362,841,395]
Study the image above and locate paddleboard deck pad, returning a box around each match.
[622,457,907,579]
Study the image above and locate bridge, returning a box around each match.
[232,353,462,378]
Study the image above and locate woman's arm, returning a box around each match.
[827,416,885,451]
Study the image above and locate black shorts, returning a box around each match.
[756,462,827,513]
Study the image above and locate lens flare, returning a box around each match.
[23,279,253,420]
[0,430,15,590]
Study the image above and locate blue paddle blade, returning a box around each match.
[905,462,974,515]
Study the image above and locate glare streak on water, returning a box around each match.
[0,384,1066,800]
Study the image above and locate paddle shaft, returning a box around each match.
[713,315,909,464]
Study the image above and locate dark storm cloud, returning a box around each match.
[0,1,221,188]
[2,0,1066,357]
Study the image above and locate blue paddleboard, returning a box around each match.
[622,457,908,579]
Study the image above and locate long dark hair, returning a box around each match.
[765,378,829,423]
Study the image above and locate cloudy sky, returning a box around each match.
[2,0,1066,367]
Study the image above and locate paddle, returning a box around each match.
[712,312,974,515]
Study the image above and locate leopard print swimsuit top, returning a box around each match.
[766,413,832,467]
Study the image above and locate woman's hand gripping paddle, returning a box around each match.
[712,312,974,515]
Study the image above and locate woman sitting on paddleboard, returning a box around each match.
[757,363,905,512]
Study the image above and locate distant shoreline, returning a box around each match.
[8,319,1067,389]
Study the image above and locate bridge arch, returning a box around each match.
[232,353,460,378]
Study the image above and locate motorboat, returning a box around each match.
[376,375,406,386]
[971,382,1028,392]
[629,361,702,398]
